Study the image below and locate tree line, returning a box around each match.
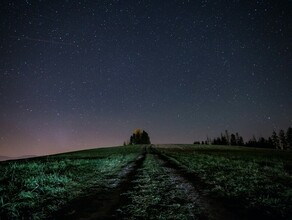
[124,129,151,145]
[194,127,292,150]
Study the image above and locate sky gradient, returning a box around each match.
[0,0,291,157]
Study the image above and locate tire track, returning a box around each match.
[150,146,267,220]
[53,149,147,220]
[115,150,206,219]
[54,146,263,219]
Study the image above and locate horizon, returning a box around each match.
[1,126,289,158]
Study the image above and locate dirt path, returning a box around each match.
[54,146,262,219]
[115,150,205,219]
[114,147,245,219]
[150,146,278,220]
[150,147,239,220]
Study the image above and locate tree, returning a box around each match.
[206,136,212,145]
[238,136,244,146]
[221,133,228,145]
[279,129,287,150]
[212,137,221,145]
[235,132,244,146]
[225,130,230,145]
[129,129,151,145]
[287,127,292,150]
[258,137,267,148]
[230,133,237,145]
[211,131,238,146]
[141,131,151,144]
[268,137,274,148]
[130,135,134,145]
[272,131,280,149]
[246,135,257,148]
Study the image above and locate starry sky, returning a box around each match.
[0,0,291,157]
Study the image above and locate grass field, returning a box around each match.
[0,145,144,219]
[155,144,292,219]
[1,144,291,219]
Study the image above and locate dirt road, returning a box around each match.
[53,146,266,219]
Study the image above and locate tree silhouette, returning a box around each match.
[225,130,230,145]
[272,131,280,149]
[141,131,151,144]
[235,132,244,146]
[220,133,228,145]
[129,129,151,145]
[287,127,292,150]
[279,129,287,150]
[211,131,244,146]
[230,133,237,145]
[208,128,290,150]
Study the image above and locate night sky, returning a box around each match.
[0,0,291,157]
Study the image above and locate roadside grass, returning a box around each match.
[117,153,202,219]
[156,145,292,219]
[0,145,144,219]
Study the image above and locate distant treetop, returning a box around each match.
[134,129,142,136]
[129,129,151,145]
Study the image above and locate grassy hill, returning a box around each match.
[0,144,291,219]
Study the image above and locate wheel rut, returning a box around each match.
[53,149,146,220]
[149,146,238,220]
[115,147,232,219]
[54,146,264,219]
[150,146,273,220]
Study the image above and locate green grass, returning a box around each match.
[1,144,291,219]
[0,145,144,219]
[156,144,292,218]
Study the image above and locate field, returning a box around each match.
[0,146,144,219]
[0,145,291,219]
